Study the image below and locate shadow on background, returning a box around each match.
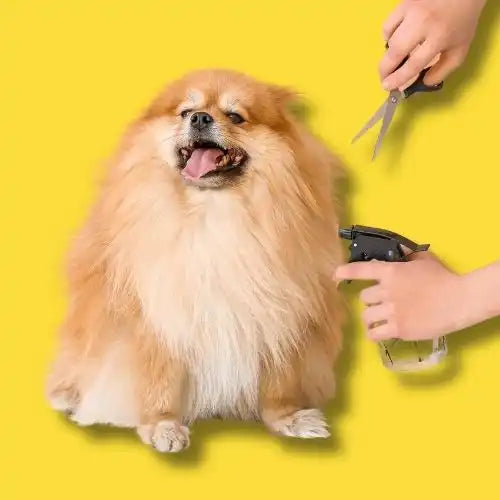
[65,410,342,468]
[386,2,500,167]
[397,316,500,388]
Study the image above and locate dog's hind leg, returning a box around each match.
[46,336,83,416]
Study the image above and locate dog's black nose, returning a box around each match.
[190,112,214,131]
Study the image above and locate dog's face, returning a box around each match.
[143,70,295,189]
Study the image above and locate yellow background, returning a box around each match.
[1,1,500,498]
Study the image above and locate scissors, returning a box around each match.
[353,47,444,160]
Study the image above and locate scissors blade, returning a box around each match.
[372,90,401,161]
[352,99,388,144]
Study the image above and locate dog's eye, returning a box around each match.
[180,109,192,119]
[226,112,244,124]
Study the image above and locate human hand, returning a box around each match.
[379,0,487,91]
[335,251,467,341]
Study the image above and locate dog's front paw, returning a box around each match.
[137,420,190,453]
[266,408,330,439]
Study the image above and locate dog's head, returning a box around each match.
[142,69,299,189]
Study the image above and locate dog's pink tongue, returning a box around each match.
[182,148,223,180]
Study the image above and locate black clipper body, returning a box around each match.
[339,225,430,265]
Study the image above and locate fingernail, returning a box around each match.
[382,80,391,91]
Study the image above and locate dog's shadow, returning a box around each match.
[62,402,347,468]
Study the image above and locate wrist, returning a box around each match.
[456,262,500,330]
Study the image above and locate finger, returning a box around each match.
[383,39,440,91]
[382,3,405,41]
[360,284,386,305]
[379,19,423,81]
[426,53,441,69]
[398,53,441,91]
[362,303,394,328]
[335,261,388,282]
[423,48,466,85]
[368,321,398,341]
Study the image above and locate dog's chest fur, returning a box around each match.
[119,188,318,419]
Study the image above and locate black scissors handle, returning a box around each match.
[385,43,443,98]
[402,65,443,98]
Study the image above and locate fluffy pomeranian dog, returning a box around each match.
[46,69,344,452]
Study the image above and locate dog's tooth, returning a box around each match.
[233,154,243,166]
[214,154,225,167]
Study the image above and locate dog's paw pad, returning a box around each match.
[138,420,190,453]
[269,408,330,439]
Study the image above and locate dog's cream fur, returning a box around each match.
[46,69,345,452]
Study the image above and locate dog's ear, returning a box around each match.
[269,84,298,106]
[141,79,186,120]
[270,85,310,122]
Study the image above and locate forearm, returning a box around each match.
[458,260,500,330]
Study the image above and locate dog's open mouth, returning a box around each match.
[178,140,247,181]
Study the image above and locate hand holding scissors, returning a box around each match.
[379,0,487,91]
